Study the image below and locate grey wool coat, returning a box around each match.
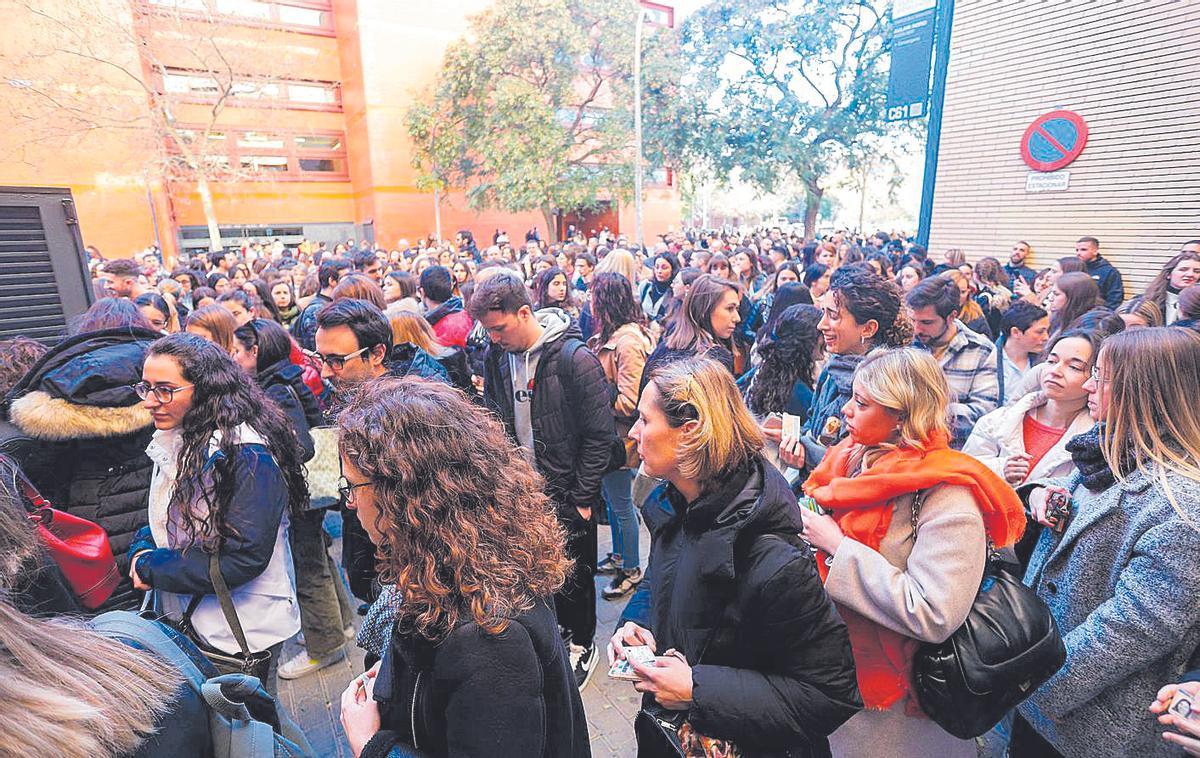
[1019,467,1200,757]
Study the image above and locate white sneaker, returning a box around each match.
[277,647,346,680]
[569,642,600,691]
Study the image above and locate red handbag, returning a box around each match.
[16,466,120,610]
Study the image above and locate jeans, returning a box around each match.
[289,509,356,658]
[554,510,597,647]
[602,468,640,570]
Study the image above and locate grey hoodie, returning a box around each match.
[509,308,571,456]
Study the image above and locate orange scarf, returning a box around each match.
[803,430,1025,710]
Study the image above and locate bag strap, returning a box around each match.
[4,456,52,513]
[92,611,205,694]
[207,550,255,659]
[911,488,997,559]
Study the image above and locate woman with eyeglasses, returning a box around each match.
[126,332,308,696]
[336,377,590,758]
[135,292,176,334]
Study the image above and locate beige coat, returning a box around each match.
[593,322,654,468]
[824,481,986,758]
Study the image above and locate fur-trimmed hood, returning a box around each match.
[4,327,160,441]
[9,390,152,440]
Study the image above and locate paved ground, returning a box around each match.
[279,511,650,757]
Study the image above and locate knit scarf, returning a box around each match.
[803,430,1025,710]
[277,304,300,326]
[1066,423,1115,492]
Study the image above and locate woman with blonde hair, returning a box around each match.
[610,356,861,756]
[184,303,237,353]
[335,377,588,757]
[0,598,211,757]
[388,311,474,395]
[593,247,642,288]
[801,347,1025,757]
[1016,327,1200,757]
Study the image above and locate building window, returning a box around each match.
[143,0,335,34]
[641,2,673,28]
[648,167,673,187]
[170,126,348,181]
[161,68,341,111]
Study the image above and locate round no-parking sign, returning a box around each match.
[1020,110,1088,172]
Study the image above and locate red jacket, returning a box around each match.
[428,301,473,349]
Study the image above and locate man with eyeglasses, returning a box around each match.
[313,299,446,396]
[309,298,447,664]
[275,298,447,680]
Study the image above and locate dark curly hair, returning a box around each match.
[591,273,645,344]
[747,304,821,416]
[146,333,308,549]
[337,377,569,642]
[831,265,913,348]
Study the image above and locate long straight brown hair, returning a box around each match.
[664,274,740,352]
[1101,327,1200,523]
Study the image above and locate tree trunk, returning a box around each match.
[541,206,559,244]
[803,178,824,242]
[196,176,223,252]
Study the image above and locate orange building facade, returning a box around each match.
[0,0,681,262]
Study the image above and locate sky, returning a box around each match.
[671,0,707,22]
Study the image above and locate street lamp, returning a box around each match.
[633,5,647,252]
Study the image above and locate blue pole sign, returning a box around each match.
[886,0,937,121]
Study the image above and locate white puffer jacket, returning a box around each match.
[962,391,1093,484]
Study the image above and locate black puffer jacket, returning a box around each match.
[5,327,162,612]
[481,316,616,515]
[257,358,322,462]
[365,597,590,758]
[630,457,862,757]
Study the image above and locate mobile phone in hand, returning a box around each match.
[608,645,655,681]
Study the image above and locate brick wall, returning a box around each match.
[928,0,1200,295]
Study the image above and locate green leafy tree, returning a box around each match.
[408,0,656,243]
[650,0,895,240]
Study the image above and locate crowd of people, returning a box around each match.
[2,225,1200,757]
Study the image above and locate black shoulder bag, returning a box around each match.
[153,551,273,684]
[909,489,1067,739]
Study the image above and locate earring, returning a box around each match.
[860,334,867,345]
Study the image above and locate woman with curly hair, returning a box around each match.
[336,377,588,758]
[744,304,823,473]
[127,333,309,695]
[780,266,913,473]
